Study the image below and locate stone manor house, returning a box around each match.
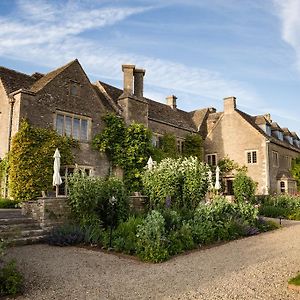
[0,59,299,196]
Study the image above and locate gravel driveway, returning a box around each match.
[5,220,300,300]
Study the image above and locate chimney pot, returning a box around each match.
[223,96,236,114]
[166,95,177,109]
[122,64,135,95]
[134,68,145,98]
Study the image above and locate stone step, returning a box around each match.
[7,235,48,246]
[0,217,38,225]
[1,228,46,239]
[0,222,41,232]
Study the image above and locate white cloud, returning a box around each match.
[273,0,300,70]
[0,0,263,112]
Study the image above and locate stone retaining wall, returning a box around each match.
[21,197,70,229]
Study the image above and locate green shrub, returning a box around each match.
[47,224,85,246]
[112,216,143,254]
[0,260,23,297]
[258,195,300,220]
[142,157,209,210]
[68,173,129,228]
[233,171,256,203]
[0,198,20,209]
[191,197,259,243]
[82,224,104,245]
[136,210,169,262]
[167,222,195,255]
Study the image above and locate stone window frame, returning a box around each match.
[206,153,217,166]
[69,80,81,97]
[54,110,92,142]
[286,156,292,169]
[176,138,185,154]
[151,133,163,148]
[246,150,258,164]
[272,151,279,167]
[58,165,94,196]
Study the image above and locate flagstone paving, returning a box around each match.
[5,219,300,300]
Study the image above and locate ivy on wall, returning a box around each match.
[9,120,77,201]
[182,133,203,159]
[0,157,8,196]
[93,114,153,192]
[93,113,205,192]
[292,157,300,191]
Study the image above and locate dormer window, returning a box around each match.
[285,136,293,145]
[276,131,283,141]
[259,124,271,136]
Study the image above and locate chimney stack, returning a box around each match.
[264,113,272,123]
[223,96,236,114]
[166,95,177,109]
[122,64,135,95]
[134,68,145,98]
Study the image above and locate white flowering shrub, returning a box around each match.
[142,157,209,210]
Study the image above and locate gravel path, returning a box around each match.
[5,220,300,300]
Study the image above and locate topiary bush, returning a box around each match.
[142,156,209,210]
[233,171,257,203]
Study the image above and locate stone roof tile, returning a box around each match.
[30,60,77,93]
[0,66,37,94]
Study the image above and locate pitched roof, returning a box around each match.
[0,66,37,94]
[236,109,300,152]
[271,122,283,132]
[282,127,293,137]
[97,81,198,131]
[30,60,77,93]
[254,115,271,125]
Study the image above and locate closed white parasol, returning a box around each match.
[53,148,62,197]
[215,166,221,190]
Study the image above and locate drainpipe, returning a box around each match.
[265,139,270,195]
[4,95,15,198]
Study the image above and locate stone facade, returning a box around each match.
[1,59,300,197]
[204,97,300,194]
[21,197,70,228]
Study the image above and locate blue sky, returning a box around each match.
[1,0,300,133]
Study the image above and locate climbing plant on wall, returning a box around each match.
[182,133,203,159]
[8,120,77,201]
[93,113,153,192]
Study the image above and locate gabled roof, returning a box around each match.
[0,66,37,94]
[291,131,299,140]
[271,122,283,132]
[254,115,271,126]
[282,127,293,137]
[236,109,300,152]
[96,81,198,131]
[30,60,77,93]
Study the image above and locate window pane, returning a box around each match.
[252,151,257,163]
[247,152,251,163]
[80,119,88,140]
[65,116,72,137]
[73,118,80,140]
[212,155,216,166]
[56,115,64,136]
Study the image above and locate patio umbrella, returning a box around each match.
[147,156,154,170]
[215,166,221,190]
[208,169,213,190]
[53,148,62,197]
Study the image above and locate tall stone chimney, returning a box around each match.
[134,68,145,98]
[122,64,135,95]
[223,96,236,114]
[166,95,177,109]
